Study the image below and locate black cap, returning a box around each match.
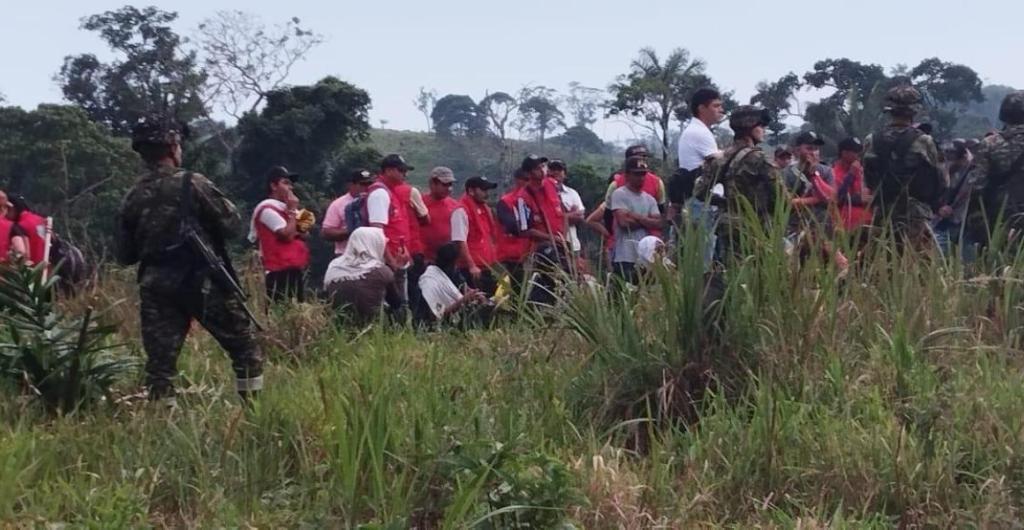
[513,168,529,181]
[774,147,792,159]
[548,159,567,171]
[837,137,863,153]
[349,168,374,184]
[381,154,414,171]
[794,131,826,147]
[521,154,549,172]
[916,122,933,135]
[266,165,299,184]
[625,144,649,158]
[624,156,650,174]
[465,176,499,191]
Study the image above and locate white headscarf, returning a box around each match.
[637,235,664,268]
[323,227,387,287]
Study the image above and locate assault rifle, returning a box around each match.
[180,172,264,331]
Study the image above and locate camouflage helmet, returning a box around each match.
[884,85,923,114]
[729,105,771,132]
[998,91,1024,125]
[130,115,188,152]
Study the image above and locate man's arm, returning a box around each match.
[366,188,390,229]
[450,207,478,276]
[320,199,350,242]
[193,175,242,240]
[115,188,141,265]
[409,187,430,225]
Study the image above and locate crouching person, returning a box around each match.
[418,242,493,328]
[323,227,400,326]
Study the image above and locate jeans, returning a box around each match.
[686,198,718,271]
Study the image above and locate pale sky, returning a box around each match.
[2,0,1020,142]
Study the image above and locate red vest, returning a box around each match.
[369,179,411,255]
[392,183,424,255]
[495,191,531,263]
[421,194,461,262]
[17,211,47,264]
[0,218,12,262]
[460,194,497,267]
[516,178,566,239]
[254,203,310,272]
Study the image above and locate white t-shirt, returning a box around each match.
[677,119,719,171]
[558,184,584,252]
[450,207,469,242]
[366,188,391,225]
[248,198,288,244]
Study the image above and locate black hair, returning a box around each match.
[136,143,174,164]
[436,242,460,271]
[689,88,721,118]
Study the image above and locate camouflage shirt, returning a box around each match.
[696,143,781,226]
[971,124,1024,228]
[117,165,241,269]
[863,124,943,222]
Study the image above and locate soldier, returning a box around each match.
[694,105,781,261]
[116,116,264,406]
[863,84,944,251]
[968,90,1024,248]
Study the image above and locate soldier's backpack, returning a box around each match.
[866,127,944,207]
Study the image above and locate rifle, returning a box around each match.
[179,172,265,331]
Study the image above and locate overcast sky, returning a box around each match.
[2,0,1021,143]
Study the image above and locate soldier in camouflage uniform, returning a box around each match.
[968,91,1024,247]
[863,84,945,252]
[116,116,264,404]
[694,105,781,261]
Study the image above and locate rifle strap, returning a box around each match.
[714,147,754,191]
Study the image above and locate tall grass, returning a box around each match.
[5,210,1024,526]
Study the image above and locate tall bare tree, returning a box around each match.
[414,87,438,131]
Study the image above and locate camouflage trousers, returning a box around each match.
[874,206,938,254]
[139,281,264,399]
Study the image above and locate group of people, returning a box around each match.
[110,83,1024,405]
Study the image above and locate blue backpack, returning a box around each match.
[344,195,368,232]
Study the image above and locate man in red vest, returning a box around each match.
[367,154,417,310]
[0,191,30,263]
[495,169,531,292]
[514,155,566,246]
[420,166,461,263]
[248,166,311,302]
[456,176,499,295]
[6,194,47,265]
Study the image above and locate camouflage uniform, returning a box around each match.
[969,91,1024,243]
[863,85,944,250]
[117,118,263,400]
[694,105,781,259]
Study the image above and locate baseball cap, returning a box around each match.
[625,144,649,158]
[794,131,826,147]
[547,159,567,171]
[513,168,529,181]
[429,166,456,184]
[381,154,414,171]
[521,154,549,172]
[837,137,863,153]
[349,168,374,184]
[465,176,498,190]
[266,165,299,185]
[625,156,650,174]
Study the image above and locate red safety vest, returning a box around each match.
[253,203,310,272]
[421,194,461,262]
[460,194,497,267]
[0,218,13,262]
[368,179,411,255]
[495,191,531,264]
[516,178,566,240]
[389,183,423,256]
[17,211,47,264]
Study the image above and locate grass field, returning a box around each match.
[4,220,1024,528]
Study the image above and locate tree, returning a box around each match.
[565,82,604,128]
[431,94,489,138]
[516,86,565,148]
[550,125,606,157]
[479,91,517,143]
[910,58,984,140]
[235,76,371,203]
[607,47,715,162]
[751,72,803,142]
[195,11,323,120]
[414,87,438,131]
[58,6,207,135]
[0,104,139,248]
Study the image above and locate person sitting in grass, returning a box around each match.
[323,227,399,325]
[418,242,492,327]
